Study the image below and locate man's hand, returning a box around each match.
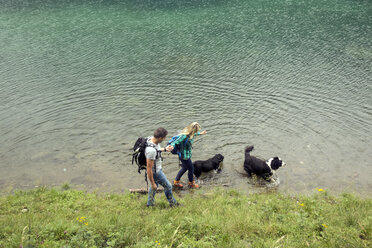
[152,184,157,191]
[200,130,207,135]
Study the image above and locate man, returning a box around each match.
[146,127,178,207]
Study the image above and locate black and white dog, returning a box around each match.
[244,146,284,181]
[193,154,224,178]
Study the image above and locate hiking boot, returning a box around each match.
[188,181,200,189]
[173,180,184,189]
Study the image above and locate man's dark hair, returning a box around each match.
[154,127,168,138]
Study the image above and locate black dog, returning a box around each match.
[244,146,284,181]
[193,154,224,178]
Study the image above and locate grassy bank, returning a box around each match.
[0,187,371,248]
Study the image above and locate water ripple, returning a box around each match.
[0,0,371,194]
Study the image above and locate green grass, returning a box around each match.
[0,187,371,248]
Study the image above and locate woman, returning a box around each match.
[169,122,207,189]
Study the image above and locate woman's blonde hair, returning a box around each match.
[180,122,201,138]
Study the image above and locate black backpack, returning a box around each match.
[132,137,149,173]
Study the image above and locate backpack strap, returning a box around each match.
[147,141,162,160]
[132,151,136,165]
[145,170,148,190]
[145,140,158,174]
[132,146,141,166]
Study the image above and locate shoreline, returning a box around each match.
[2,160,372,197]
[1,181,372,199]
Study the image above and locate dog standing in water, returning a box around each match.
[193,154,224,179]
[243,146,285,182]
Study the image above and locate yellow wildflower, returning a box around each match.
[322,224,328,228]
[84,222,88,226]
[299,203,305,207]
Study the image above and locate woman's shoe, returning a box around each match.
[173,180,184,189]
[188,181,200,189]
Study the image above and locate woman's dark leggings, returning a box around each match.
[175,159,194,182]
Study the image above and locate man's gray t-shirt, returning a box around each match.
[145,137,162,172]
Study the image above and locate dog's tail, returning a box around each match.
[245,146,254,153]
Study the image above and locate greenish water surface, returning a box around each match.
[0,0,371,194]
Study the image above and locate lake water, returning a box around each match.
[1,0,371,195]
